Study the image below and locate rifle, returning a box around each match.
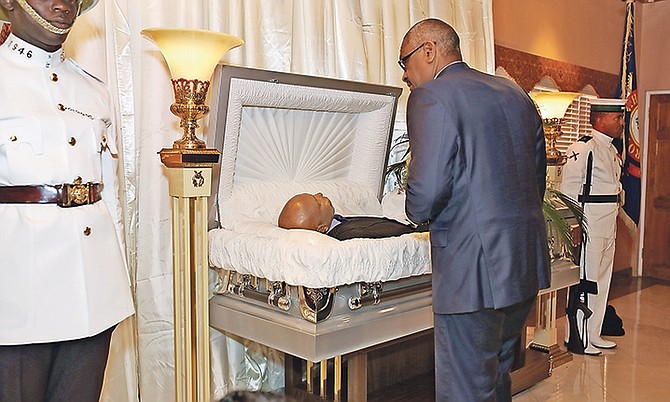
[565,151,599,355]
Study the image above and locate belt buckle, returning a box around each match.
[57,177,91,207]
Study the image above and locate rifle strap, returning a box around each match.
[578,151,594,282]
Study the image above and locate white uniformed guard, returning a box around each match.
[0,1,134,400]
[561,98,625,356]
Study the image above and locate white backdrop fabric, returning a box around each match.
[59,1,494,400]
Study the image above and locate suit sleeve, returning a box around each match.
[405,87,458,225]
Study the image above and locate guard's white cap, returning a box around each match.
[590,98,626,113]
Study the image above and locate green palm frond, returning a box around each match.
[544,188,587,263]
[548,188,587,232]
[387,160,408,185]
[385,134,410,186]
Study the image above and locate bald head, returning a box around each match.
[399,18,462,90]
[402,18,462,62]
[278,193,335,233]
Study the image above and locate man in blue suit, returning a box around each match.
[400,19,551,401]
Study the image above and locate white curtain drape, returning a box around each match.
[60,1,494,400]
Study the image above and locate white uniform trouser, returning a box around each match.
[583,236,616,339]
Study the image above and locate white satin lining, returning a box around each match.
[217,77,396,223]
[236,107,357,182]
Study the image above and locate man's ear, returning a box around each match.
[423,41,437,63]
[316,224,329,234]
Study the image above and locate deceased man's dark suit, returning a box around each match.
[326,214,425,240]
[405,62,550,401]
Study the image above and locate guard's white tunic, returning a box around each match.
[561,129,622,239]
[560,129,622,339]
[0,35,134,345]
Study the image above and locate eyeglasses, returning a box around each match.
[398,42,427,72]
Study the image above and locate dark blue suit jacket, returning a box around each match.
[405,62,551,314]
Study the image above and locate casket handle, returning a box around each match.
[349,281,431,310]
[227,275,291,311]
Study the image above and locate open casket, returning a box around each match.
[207,65,433,363]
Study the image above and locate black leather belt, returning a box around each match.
[578,194,621,203]
[0,180,103,208]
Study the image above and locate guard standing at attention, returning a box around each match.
[0,1,135,400]
[561,98,625,356]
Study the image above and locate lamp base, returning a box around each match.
[159,147,220,168]
[170,78,211,150]
[546,153,567,166]
[543,123,567,167]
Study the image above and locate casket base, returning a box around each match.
[284,330,434,402]
[279,330,551,402]
[209,286,433,363]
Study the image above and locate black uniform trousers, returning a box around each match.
[0,325,115,402]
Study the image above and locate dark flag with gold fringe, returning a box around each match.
[615,0,641,226]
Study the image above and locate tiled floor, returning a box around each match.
[290,272,670,401]
[514,278,670,401]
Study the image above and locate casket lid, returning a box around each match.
[208,65,402,229]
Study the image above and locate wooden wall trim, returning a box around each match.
[495,45,618,97]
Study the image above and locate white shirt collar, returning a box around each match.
[434,60,463,79]
[1,34,65,69]
[591,129,616,147]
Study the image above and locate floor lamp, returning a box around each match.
[142,28,243,402]
[530,91,579,367]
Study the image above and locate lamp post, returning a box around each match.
[529,91,580,366]
[141,28,243,402]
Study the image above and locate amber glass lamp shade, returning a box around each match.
[530,92,580,165]
[141,28,244,149]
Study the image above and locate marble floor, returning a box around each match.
[514,275,670,401]
[289,272,670,402]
